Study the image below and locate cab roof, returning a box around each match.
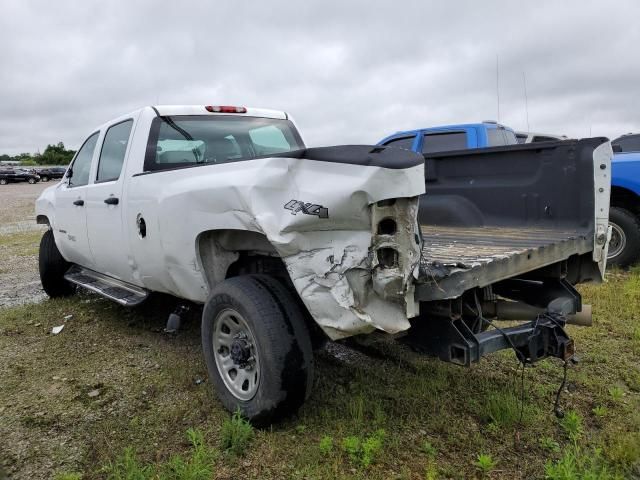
[151,105,288,120]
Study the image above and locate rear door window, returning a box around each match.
[383,136,415,150]
[487,128,518,147]
[422,132,467,153]
[69,132,99,187]
[97,120,133,182]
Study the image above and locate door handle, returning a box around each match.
[73,199,84,206]
[104,197,119,205]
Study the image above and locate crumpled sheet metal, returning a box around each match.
[260,159,425,340]
[151,156,425,340]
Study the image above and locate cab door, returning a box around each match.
[53,132,100,268]
[85,119,136,283]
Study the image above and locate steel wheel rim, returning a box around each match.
[212,308,260,401]
[608,222,626,259]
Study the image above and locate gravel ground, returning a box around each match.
[0,181,50,307]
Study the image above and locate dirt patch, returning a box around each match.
[0,182,48,308]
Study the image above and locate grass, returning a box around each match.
[102,428,216,479]
[0,229,42,256]
[0,248,639,478]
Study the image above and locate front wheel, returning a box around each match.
[39,230,75,297]
[41,176,49,182]
[0,179,7,185]
[607,206,640,267]
[201,274,314,426]
[28,178,36,184]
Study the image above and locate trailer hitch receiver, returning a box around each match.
[406,313,574,367]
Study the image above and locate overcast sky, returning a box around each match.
[1,1,639,154]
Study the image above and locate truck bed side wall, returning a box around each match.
[419,138,607,234]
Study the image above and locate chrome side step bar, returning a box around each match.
[64,265,149,307]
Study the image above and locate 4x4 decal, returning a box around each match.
[284,199,329,218]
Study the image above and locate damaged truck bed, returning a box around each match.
[414,138,610,302]
[403,138,611,366]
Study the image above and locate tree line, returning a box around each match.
[0,142,76,166]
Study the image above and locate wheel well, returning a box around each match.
[197,229,281,289]
[611,186,640,216]
[197,229,327,348]
[36,215,50,226]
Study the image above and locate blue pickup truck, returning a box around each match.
[609,133,640,266]
[377,121,518,153]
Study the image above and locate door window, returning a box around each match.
[69,132,99,187]
[97,120,133,182]
[422,132,467,153]
[383,136,415,150]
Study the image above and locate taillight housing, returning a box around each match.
[205,105,247,113]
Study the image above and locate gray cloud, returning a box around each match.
[1,0,638,154]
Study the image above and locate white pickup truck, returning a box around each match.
[36,105,612,424]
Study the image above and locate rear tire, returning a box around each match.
[607,207,640,267]
[201,274,313,426]
[41,176,49,182]
[0,179,7,185]
[39,230,75,297]
[28,178,36,184]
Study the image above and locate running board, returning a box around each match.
[64,265,149,307]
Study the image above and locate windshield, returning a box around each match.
[144,115,305,172]
[487,127,518,147]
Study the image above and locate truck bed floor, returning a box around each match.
[415,225,592,301]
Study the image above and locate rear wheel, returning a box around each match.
[607,207,640,267]
[41,176,49,182]
[39,230,75,297]
[0,179,7,185]
[28,177,36,184]
[201,274,313,426]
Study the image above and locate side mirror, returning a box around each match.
[612,144,622,153]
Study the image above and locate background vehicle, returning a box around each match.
[608,133,640,266]
[515,131,568,143]
[36,105,610,424]
[0,168,40,185]
[38,166,67,182]
[378,121,517,153]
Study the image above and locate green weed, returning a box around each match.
[159,428,216,479]
[104,447,153,480]
[340,429,385,468]
[540,437,561,453]
[103,429,215,480]
[545,447,623,480]
[560,411,584,442]
[482,390,532,427]
[421,440,437,458]
[608,386,624,402]
[220,409,254,457]
[474,453,497,476]
[319,435,333,456]
[592,405,608,418]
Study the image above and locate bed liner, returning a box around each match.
[415,225,592,301]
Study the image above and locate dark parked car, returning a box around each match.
[0,168,40,185]
[37,166,67,182]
